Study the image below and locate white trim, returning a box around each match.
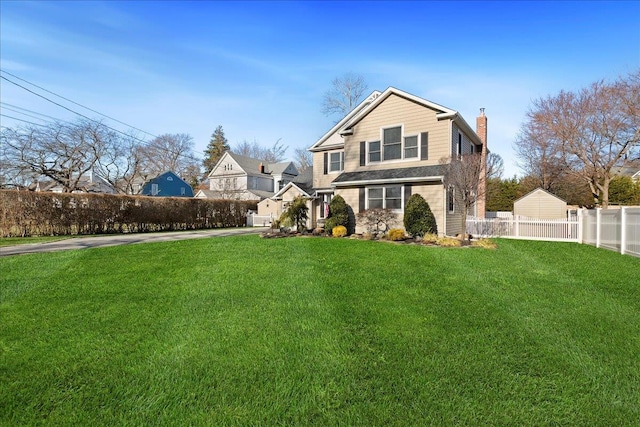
[309,90,382,152]
[272,181,313,199]
[333,175,443,187]
[365,184,404,212]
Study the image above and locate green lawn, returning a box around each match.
[1,236,639,426]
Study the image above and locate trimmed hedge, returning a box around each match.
[0,190,257,237]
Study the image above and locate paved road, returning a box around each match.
[0,227,269,257]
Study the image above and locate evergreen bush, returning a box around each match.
[325,195,350,235]
[403,194,437,237]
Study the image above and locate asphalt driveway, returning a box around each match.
[0,227,268,257]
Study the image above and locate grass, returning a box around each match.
[1,236,639,426]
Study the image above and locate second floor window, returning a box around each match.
[366,127,424,164]
[329,151,344,172]
[383,126,402,160]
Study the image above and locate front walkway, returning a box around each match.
[0,227,269,257]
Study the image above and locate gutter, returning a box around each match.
[332,175,444,187]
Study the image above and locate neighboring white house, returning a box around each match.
[197,151,299,201]
[514,188,567,219]
[30,171,117,194]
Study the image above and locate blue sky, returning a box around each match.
[1,1,639,177]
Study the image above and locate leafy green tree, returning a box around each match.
[608,176,640,205]
[486,177,521,212]
[324,195,350,235]
[403,194,437,237]
[203,125,229,172]
[280,196,309,232]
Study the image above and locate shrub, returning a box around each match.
[422,233,439,244]
[403,194,437,237]
[437,236,461,247]
[329,195,349,225]
[279,196,309,232]
[388,228,406,241]
[471,238,498,249]
[332,225,347,237]
[325,195,350,234]
[324,217,339,235]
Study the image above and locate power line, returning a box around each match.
[0,71,205,164]
[0,69,158,138]
[1,102,65,123]
[0,113,47,127]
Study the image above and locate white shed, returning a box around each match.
[514,188,567,219]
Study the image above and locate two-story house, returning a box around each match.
[309,87,487,236]
[198,151,299,201]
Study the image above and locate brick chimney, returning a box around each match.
[258,162,265,174]
[476,108,487,218]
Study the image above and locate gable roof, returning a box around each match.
[309,90,382,152]
[272,181,314,199]
[514,188,567,204]
[339,87,482,145]
[332,165,444,187]
[209,151,297,178]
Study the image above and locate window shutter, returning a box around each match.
[420,132,429,160]
[323,153,328,175]
[360,141,366,166]
[359,188,365,212]
[404,185,412,207]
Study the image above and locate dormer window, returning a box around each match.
[167,176,173,181]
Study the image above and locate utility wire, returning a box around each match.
[0,113,46,127]
[0,71,205,164]
[0,69,157,138]
[1,102,65,123]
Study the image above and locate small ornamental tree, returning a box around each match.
[356,208,397,235]
[280,196,309,233]
[325,194,350,234]
[403,194,437,237]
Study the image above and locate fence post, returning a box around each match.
[620,207,627,255]
[596,208,601,248]
[577,209,583,243]
[514,215,519,238]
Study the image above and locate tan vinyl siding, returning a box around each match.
[338,183,446,236]
[312,151,335,189]
[451,123,477,156]
[344,94,450,171]
[514,189,567,219]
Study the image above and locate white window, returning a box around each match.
[167,176,174,181]
[181,187,186,196]
[447,186,455,213]
[404,135,418,159]
[366,126,425,164]
[329,151,344,172]
[367,185,403,210]
[369,141,381,163]
[383,126,402,160]
[151,183,159,196]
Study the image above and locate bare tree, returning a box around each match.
[138,133,201,185]
[94,130,145,194]
[515,70,640,208]
[233,138,288,163]
[293,147,312,171]
[441,152,503,240]
[1,119,115,192]
[321,72,369,117]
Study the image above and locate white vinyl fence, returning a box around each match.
[468,207,640,258]
[582,207,640,257]
[246,213,273,227]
